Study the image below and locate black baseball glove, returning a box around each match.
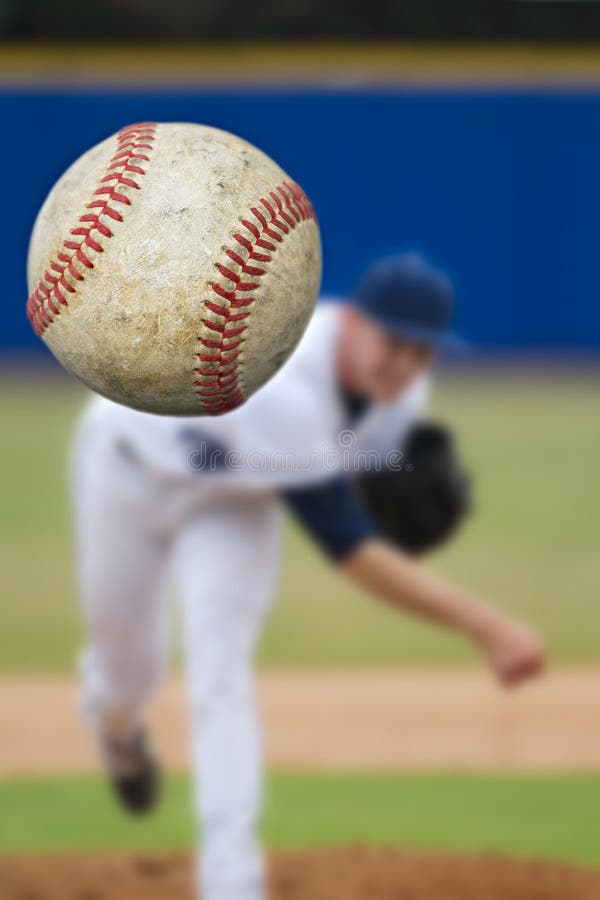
[355,422,472,555]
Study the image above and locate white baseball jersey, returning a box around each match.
[80,300,430,493]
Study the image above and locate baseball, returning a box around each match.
[26,121,322,415]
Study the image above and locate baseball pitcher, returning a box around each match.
[72,253,545,900]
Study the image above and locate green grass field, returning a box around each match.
[1,368,599,671]
[0,773,599,867]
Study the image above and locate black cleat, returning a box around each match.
[102,728,162,815]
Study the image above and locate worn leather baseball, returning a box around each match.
[27,122,322,415]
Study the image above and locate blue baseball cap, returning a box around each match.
[352,252,464,350]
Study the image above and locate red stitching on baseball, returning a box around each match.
[26,122,157,337]
[195,180,316,415]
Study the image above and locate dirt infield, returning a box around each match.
[1,667,600,775]
[1,849,600,900]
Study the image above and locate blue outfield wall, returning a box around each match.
[2,88,600,354]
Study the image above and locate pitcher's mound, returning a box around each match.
[1,848,599,899]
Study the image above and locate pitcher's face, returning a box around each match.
[338,307,434,403]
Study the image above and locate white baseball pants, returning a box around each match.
[73,416,281,900]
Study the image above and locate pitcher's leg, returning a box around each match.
[73,432,172,742]
[172,497,281,900]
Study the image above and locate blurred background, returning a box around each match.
[1,2,600,898]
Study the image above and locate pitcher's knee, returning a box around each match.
[190,662,254,717]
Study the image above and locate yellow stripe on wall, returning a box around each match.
[1,42,600,88]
